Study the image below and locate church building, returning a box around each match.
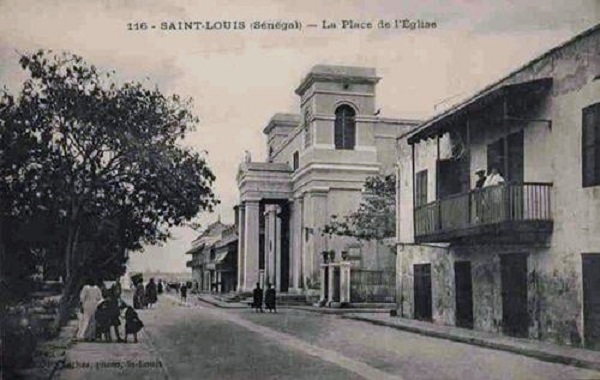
[236,65,418,294]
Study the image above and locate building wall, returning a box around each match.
[396,28,600,346]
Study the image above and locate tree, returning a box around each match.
[0,50,219,323]
[322,174,396,243]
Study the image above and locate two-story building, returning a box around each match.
[396,24,600,348]
[186,220,238,293]
[236,65,419,295]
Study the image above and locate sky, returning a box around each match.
[0,0,597,273]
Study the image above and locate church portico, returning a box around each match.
[237,161,293,293]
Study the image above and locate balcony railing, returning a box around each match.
[415,183,552,241]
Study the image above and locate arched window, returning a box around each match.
[334,105,356,150]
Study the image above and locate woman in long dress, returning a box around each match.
[76,279,103,341]
[145,278,158,308]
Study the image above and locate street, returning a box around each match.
[60,295,600,380]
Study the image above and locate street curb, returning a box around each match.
[286,305,392,315]
[194,297,393,315]
[343,315,600,372]
[195,296,248,309]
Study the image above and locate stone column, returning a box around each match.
[340,262,351,304]
[291,197,304,291]
[263,207,271,285]
[237,204,246,292]
[311,189,329,279]
[319,264,328,304]
[275,208,282,291]
[243,199,260,291]
[265,204,279,288]
[327,264,336,305]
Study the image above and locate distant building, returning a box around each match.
[236,65,419,295]
[185,220,238,293]
[396,25,600,348]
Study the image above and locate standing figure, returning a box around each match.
[107,283,124,342]
[145,278,158,308]
[473,169,487,223]
[157,280,164,295]
[483,167,506,222]
[252,283,264,313]
[474,169,487,189]
[125,306,144,343]
[180,282,188,303]
[134,281,146,309]
[95,298,112,342]
[265,283,277,313]
[76,278,103,341]
[483,167,505,187]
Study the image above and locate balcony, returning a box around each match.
[414,183,553,244]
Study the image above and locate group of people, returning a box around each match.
[77,278,144,344]
[252,283,277,313]
[133,278,163,309]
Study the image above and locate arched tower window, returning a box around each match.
[334,105,356,150]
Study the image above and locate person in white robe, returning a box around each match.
[76,279,103,341]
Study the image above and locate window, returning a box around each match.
[415,170,428,207]
[334,105,356,150]
[292,151,299,171]
[583,103,600,187]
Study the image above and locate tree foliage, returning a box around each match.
[322,174,396,242]
[0,50,218,311]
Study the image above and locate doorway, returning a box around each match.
[455,261,474,328]
[583,254,600,349]
[414,264,432,321]
[500,253,529,337]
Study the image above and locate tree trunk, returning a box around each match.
[53,222,81,330]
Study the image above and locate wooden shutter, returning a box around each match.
[583,104,600,187]
[416,170,428,207]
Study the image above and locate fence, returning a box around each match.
[415,182,552,237]
[350,269,395,303]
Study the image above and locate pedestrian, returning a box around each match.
[76,278,103,341]
[124,305,144,343]
[134,280,146,309]
[180,282,188,303]
[157,279,164,295]
[95,298,112,342]
[106,282,125,342]
[265,283,277,313]
[252,282,264,313]
[145,278,158,308]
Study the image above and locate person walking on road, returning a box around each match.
[252,283,264,313]
[146,278,158,308]
[265,283,277,313]
[180,282,188,303]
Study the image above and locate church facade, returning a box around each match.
[236,65,418,293]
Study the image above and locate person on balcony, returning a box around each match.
[474,169,487,189]
[482,166,506,222]
[483,167,505,188]
[473,169,487,223]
